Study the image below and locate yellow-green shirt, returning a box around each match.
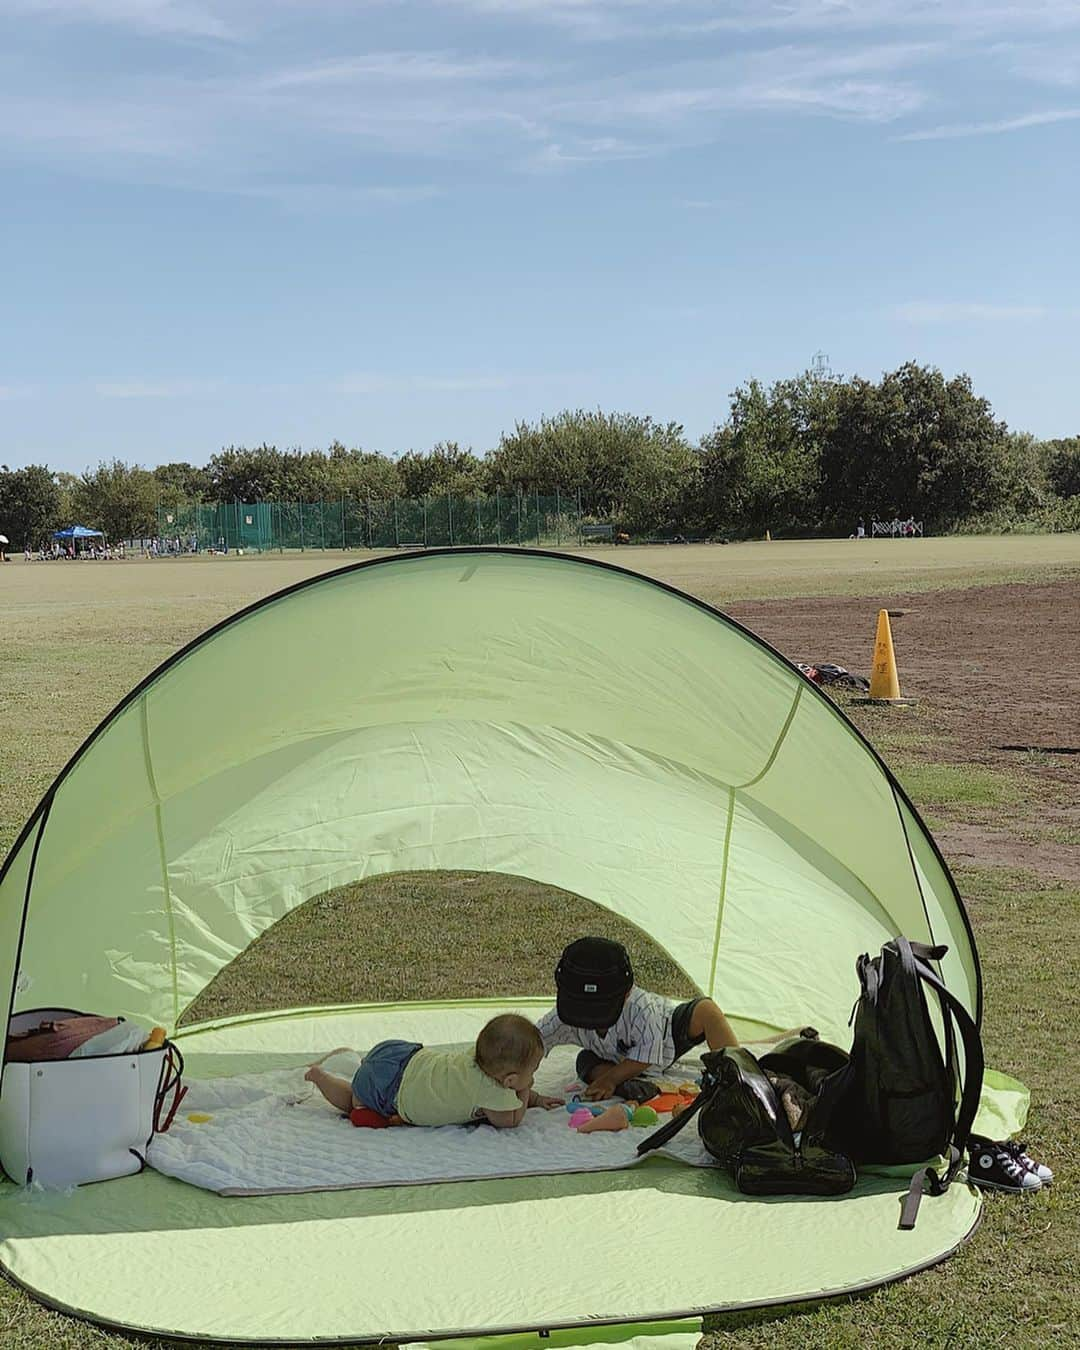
[395,1047,522,1126]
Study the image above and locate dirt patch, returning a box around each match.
[727,579,1078,888]
[932,822,1080,884]
[728,580,1080,788]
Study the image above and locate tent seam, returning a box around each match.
[733,683,803,789]
[140,696,180,1030]
[892,783,944,975]
[1,798,52,1081]
[706,788,736,997]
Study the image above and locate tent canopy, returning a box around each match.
[0,548,1007,1345]
[0,548,979,1041]
[51,524,104,539]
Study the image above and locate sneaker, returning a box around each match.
[1001,1140,1053,1185]
[967,1140,1042,1193]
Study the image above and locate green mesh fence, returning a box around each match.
[157,493,584,552]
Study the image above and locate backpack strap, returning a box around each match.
[894,943,984,1229]
[634,1079,710,1156]
[908,953,984,1154]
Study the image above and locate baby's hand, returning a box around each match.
[530,1093,563,1110]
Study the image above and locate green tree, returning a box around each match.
[206,445,288,500]
[489,410,696,533]
[54,471,80,524]
[324,443,401,500]
[820,364,1007,530]
[1045,437,1080,499]
[0,464,63,547]
[396,443,486,498]
[993,431,1051,514]
[697,372,833,536]
[154,462,212,505]
[72,460,159,538]
[205,443,401,502]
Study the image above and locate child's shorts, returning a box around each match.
[351,1039,422,1117]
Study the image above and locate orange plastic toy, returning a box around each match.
[645,1092,696,1115]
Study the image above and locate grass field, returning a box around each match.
[1,536,1078,1349]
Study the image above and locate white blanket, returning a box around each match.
[147,1047,714,1195]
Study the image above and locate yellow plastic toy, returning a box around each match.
[187,1113,213,1124]
[143,1026,167,1051]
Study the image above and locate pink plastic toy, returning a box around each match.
[568,1108,593,1129]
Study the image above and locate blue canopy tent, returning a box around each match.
[51,524,105,555]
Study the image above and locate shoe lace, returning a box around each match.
[996,1147,1027,1181]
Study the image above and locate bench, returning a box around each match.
[581,524,614,541]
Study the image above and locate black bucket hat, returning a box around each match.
[555,937,634,1029]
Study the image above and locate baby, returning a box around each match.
[305,1012,562,1127]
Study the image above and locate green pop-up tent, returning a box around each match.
[0,549,1025,1346]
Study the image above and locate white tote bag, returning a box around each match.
[0,1008,185,1187]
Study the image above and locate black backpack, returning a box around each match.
[638,937,984,1226]
[636,1036,856,1197]
[820,936,984,1226]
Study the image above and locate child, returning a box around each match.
[305,1012,562,1128]
[536,937,740,1102]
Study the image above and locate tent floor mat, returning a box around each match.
[0,1002,996,1345]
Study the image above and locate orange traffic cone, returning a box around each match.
[853,609,916,706]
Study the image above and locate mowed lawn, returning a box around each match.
[1,536,1078,1350]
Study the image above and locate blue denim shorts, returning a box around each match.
[351,1039,422,1117]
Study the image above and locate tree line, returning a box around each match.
[2,362,1078,546]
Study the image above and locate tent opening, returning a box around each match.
[181,869,699,1031]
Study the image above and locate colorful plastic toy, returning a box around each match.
[350,1107,392,1129]
[630,1105,658,1127]
[576,1104,631,1133]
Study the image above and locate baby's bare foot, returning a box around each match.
[304,1065,323,1084]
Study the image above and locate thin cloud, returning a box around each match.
[3,0,235,39]
[336,373,511,394]
[891,302,1050,322]
[233,183,443,212]
[528,136,653,168]
[254,52,544,91]
[446,0,1080,42]
[93,379,223,398]
[0,40,936,190]
[895,107,1080,139]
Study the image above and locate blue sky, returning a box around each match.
[2,0,1078,472]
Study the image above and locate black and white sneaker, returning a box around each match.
[1001,1140,1053,1185]
[967,1139,1043,1193]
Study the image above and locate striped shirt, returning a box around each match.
[536,986,678,1071]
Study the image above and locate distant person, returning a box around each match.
[856,519,866,540]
